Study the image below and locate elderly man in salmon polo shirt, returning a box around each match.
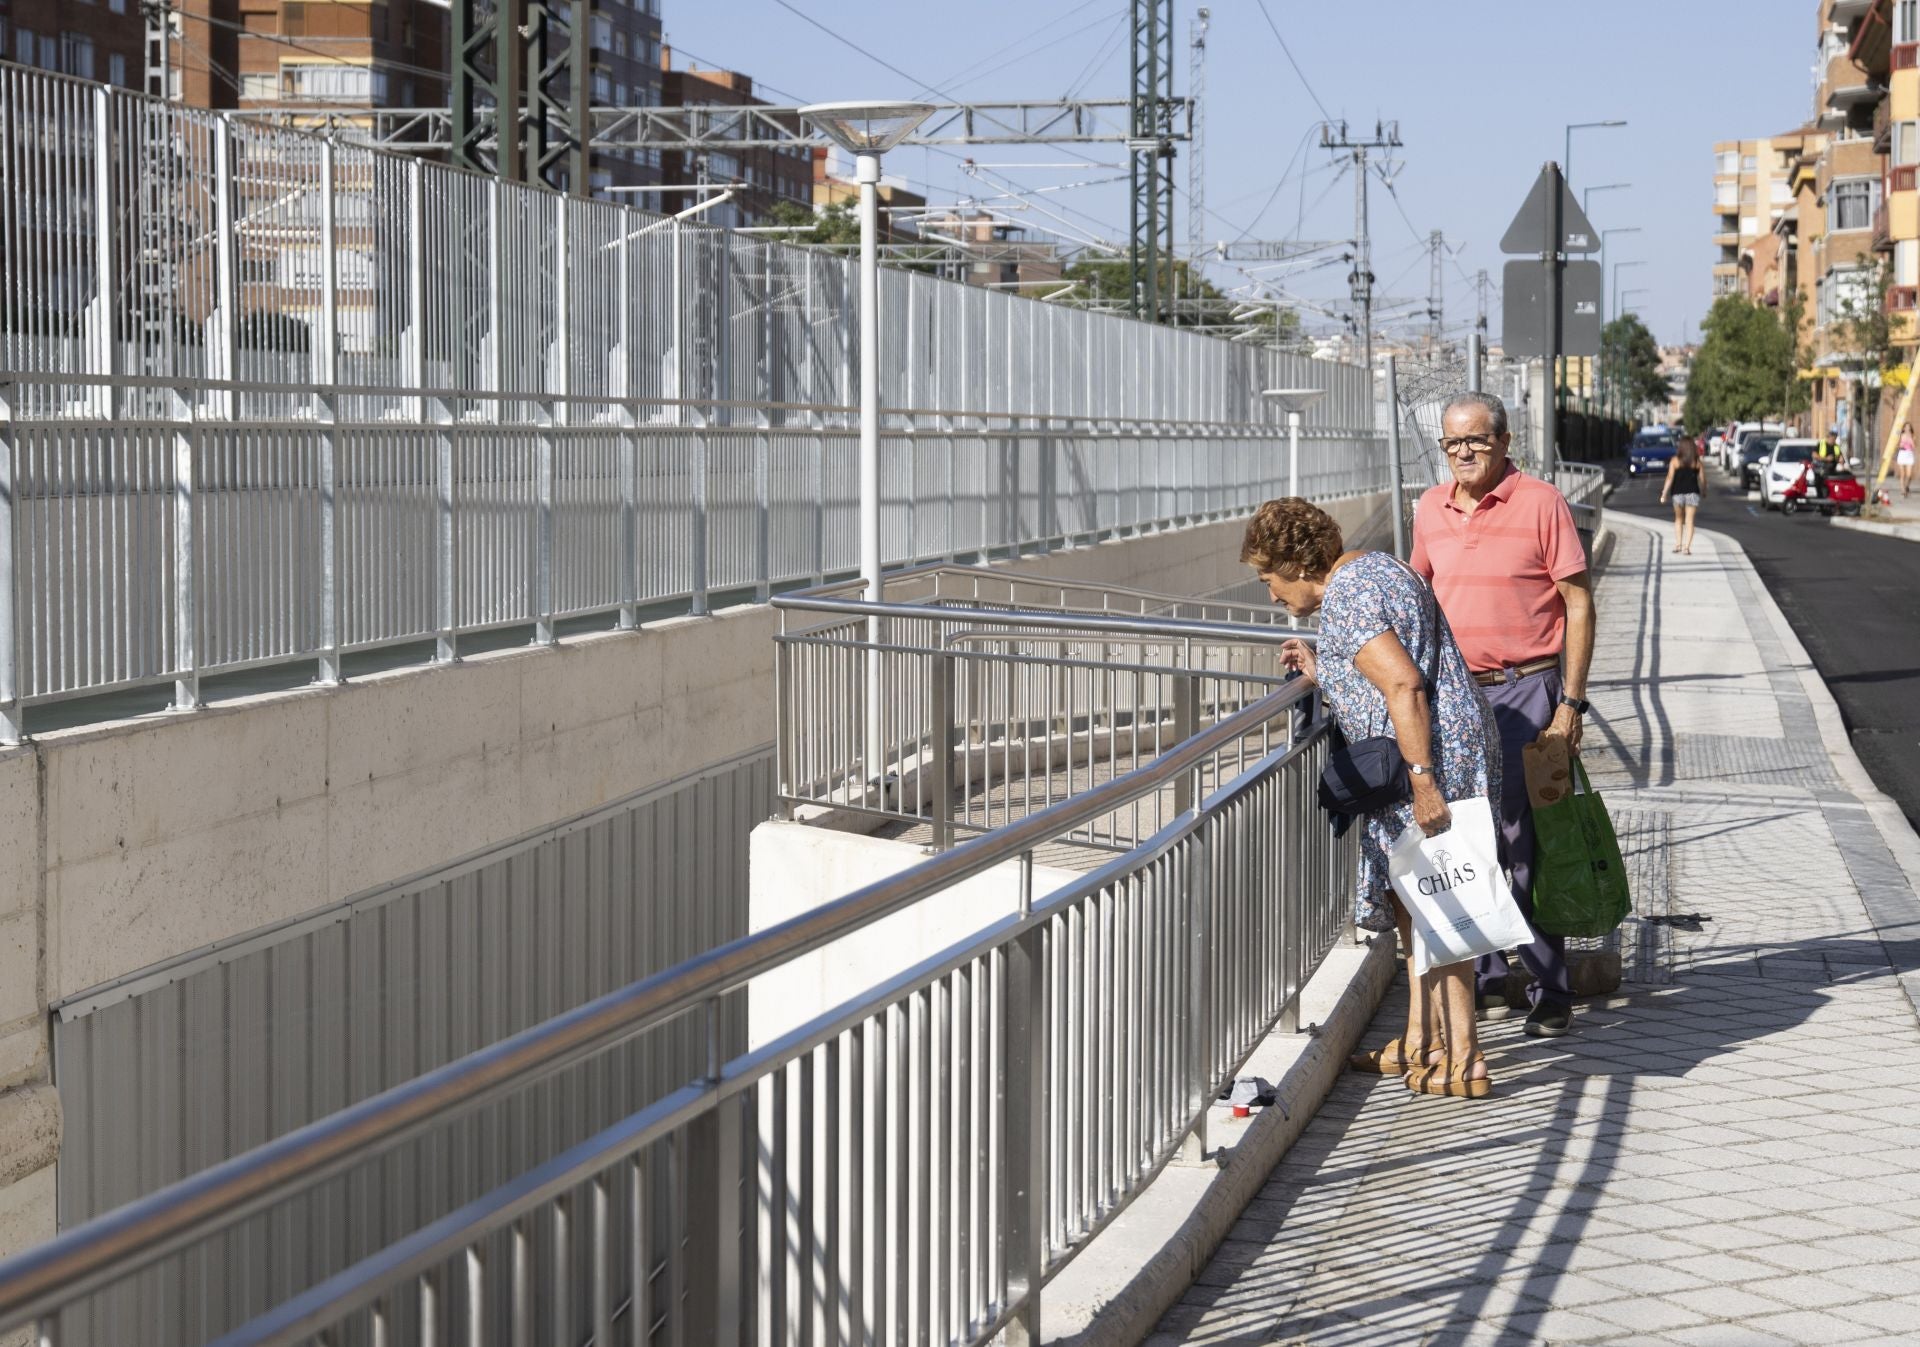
[1410,390,1596,1040]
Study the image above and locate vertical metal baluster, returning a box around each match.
[869,1013,887,1344]
[419,1270,441,1347]
[630,1155,651,1347]
[593,1174,613,1347]
[465,1246,485,1347]
[551,1195,571,1347]
[0,379,18,741]
[1001,921,1046,1346]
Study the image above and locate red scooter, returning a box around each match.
[1780,460,1867,516]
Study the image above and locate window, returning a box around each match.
[282,62,382,101]
[1718,150,1739,176]
[1899,0,1918,44]
[110,0,127,13]
[613,31,627,57]
[1830,177,1878,230]
[1741,184,1757,205]
[591,70,613,101]
[1900,121,1920,167]
[1742,154,1758,172]
[1899,239,1919,288]
[108,52,126,86]
[240,71,277,100]
[591,15,612,49]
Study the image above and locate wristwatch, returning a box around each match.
[1558,694,1590,715]
[1408,763,1433,776]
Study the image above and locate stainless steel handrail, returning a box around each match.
[771,593,1319,647]
[0,677,1314,1330]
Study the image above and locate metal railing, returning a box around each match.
[0,661,1352,1347]
[0,60,1384,740]
[774,566,1313,849]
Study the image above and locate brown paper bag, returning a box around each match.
[1522,736,1573,810]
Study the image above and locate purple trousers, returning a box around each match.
[1475,667,1573,1007]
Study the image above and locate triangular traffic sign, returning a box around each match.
[1500,165,1601,255]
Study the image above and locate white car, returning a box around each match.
[1759,439,1817,509]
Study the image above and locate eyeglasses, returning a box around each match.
[1439,435,1502,457]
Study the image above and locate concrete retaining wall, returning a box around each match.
[0,495,1385,1259]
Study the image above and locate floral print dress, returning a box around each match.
[1314,551,1502,932]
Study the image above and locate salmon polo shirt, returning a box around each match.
[1409,464,1588,673]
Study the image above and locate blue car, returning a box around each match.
[1627,433,1677,476]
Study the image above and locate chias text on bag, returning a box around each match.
[1387,796,1534,977]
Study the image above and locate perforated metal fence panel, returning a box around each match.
[50,746,773,1347]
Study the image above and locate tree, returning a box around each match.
[1599,312,1670,415]
[1683,295,1805,430]
[1059,256,1301,342]
[1833,255,1896,454]
[766,199,860,246]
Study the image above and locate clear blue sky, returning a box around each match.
[666,1,1814,349]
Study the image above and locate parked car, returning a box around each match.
[1627,432,1678,477]
[1759,439,1818,508]
[1725,421,1787,473]
[1738,434,1782,491]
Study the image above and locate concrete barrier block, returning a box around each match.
[44,697,329,868]
[656,605,778,702]
[0,913,35,1025]
[49,798,329,1001]
[515,630,666,743]
[0,750,38,924]
[518,708,666,829]
[327,658,522,789]
[325,745,525,903]
[0,1021,47,1094]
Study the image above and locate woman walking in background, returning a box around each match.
[1244,498,1503,1098]
[1661,437,1703,555]
[1897,424,1914,497]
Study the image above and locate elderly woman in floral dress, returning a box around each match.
[1241,497,1503,1098]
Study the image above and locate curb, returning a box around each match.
[1833,515,1920,544]
[1053,933,1397,1346]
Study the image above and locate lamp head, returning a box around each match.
[801,101,938,156]
[1261,387,1326,415]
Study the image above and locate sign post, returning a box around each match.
[1500,164,1600,480]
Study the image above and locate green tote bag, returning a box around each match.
[1531,757,1631,939]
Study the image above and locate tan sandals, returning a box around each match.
[1348,1037,1422,1075]
[1406,1051,1493,1099]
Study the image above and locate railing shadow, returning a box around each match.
[1156,931,1904,1343]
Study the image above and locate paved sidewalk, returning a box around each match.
[1148,513,1920,1346]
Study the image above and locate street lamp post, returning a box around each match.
[1599,225,1641,444]
[801,100,936,793]
[1618,287,1652,423]
[1563,120,1627,189]
[1260,388,1327,500]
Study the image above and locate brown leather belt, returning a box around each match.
[1472,657,1560,687]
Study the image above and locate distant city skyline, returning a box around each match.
[666,0,1812,348]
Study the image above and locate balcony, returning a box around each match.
[1895,164,1919,192]
[1876,97,1893,153]
[1898,41,1920,70]
[1874,199,1893,253]
[1890,284,1917,312]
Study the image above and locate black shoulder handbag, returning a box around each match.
[1315,561,1449,829]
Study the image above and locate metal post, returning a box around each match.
[0,382,19,744]
[615,192,637,632]
[317,140,342,685]
[857,151,884,787]
[929,653,954,851]
[1180,826,1212,1165]
[1467,333,1484,394]
[1172,675,1198,814]
[1384,355,1407,559]
[1543,162,1563,482]
[90,87,119,422]
[1286,408,1301,499]
[212,117,238,419]
[533,195,566,647]
[406,160,427,426]
[683,1070,743,1346]
[170,390,200,712]
[1001,924,1047,1346]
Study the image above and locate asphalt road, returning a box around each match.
[1608,464,1920,830]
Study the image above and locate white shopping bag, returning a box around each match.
[1387,797,1534,977]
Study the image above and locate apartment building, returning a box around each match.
[1,0,143,89]
[659,59,812,226]
[1711,137,1796,300]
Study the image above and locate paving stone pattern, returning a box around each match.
[1149,519,1920,1345]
